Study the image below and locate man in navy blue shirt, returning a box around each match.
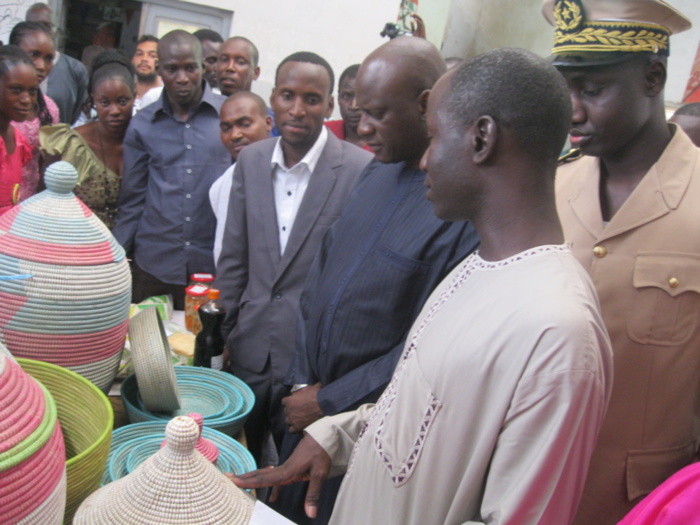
[113,30,230,309]
[274,36,480,524]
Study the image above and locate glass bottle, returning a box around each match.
[193,288,227,370]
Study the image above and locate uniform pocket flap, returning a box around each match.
[633,252,700,297]
[626,440,698,501]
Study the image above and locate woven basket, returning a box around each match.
[102,419,256,486]
[19,358,113,525]
[0,161,131,394]
[0,351,66,525]
[121,366,254,437]
[128,306,180,412]
[75,415,255,524]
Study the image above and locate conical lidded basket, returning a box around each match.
[160,413,219,465]
[75,415,254,524]
[0,161,131,392]
[0,350,67,525]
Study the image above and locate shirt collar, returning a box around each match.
[151,81,219,122]
[271,126,328,172]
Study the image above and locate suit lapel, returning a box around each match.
[254,145,282,266]
[275,135,341,279]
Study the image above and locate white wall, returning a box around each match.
[667,0,700,105]
[441,0,552,59]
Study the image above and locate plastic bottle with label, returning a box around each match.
[193,288,226,370]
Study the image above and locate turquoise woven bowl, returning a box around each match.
[135,377,239,420]
[121,367,254,437]
[102,421,256,486]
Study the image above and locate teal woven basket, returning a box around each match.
[102,420,256,486]
[121,366,254,437]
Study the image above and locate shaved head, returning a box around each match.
[360,36,445,99]
[355,36,445,166]
[158,30,202,63]
[224,90,268,117]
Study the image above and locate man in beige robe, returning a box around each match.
[232,48,613,525]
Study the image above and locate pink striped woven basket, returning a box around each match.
[0,161,131,393]
[0,349,66,525]
[18,357,114,525]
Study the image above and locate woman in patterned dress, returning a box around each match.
[40,50,135,229]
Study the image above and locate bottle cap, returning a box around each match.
[207,288,220,300]
[190,273,215,283]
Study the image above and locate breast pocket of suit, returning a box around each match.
[627,252,700,346]
[372,352,442,488]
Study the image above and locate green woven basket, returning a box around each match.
[19,358,113,525]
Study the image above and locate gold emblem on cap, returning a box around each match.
[550,0,670,56]
[554,0,583,33]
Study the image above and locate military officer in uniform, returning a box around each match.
[542,0,700,523]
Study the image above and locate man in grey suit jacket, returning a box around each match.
[215,51,372,465]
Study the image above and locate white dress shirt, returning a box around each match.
[209,163,236,266]
[270,126,328,254]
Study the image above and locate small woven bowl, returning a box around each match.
[121,366,254,437]
[19,358,113,525]
[135,378,236,419]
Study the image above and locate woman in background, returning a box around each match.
[40,50,135,229]
[8,21,60,201]
[0,45,38,214]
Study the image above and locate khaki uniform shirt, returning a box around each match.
[556,126,700,524]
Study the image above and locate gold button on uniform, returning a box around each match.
[593,246,607,258]
[669,277,679,288]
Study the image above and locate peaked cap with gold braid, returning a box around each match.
[541,0,691,67]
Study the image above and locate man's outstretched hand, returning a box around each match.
[228,434,332,519]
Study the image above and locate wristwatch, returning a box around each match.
[290,384,309,393]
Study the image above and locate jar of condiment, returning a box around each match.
[185,285,209,334]
[184,274,215,334]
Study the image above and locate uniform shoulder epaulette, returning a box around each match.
[558,148,582,166]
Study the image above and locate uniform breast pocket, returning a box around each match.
[627,252,700,346]
[372,356,442,488]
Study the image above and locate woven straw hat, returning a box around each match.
[75,415,255,524]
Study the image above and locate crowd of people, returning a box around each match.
[1,0,700,523]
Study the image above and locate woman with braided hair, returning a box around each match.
[40,49,135,228]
